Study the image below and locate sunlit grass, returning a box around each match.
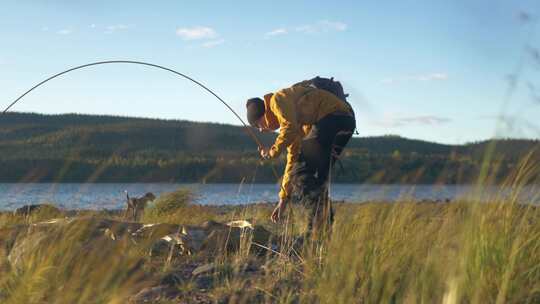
[0,158,539,303]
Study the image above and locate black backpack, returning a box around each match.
[294,76,355,117]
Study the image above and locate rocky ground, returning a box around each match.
[0,202,303,303]
[1,197,538,304]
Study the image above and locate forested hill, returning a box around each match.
[0,112,538,183]
[0,112,276,156]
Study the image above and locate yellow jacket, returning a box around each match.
[266,85,352,200]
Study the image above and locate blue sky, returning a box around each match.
[0,0,539,144]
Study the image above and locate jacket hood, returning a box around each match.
[263,93,280,130]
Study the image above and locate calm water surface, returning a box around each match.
[0,183,538,211]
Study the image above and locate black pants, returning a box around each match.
[290,113,356,233]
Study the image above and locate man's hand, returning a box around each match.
[258,146,271,160]
[271,199,287,223]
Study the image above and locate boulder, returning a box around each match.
[13,204,61,216]
[0,217,274,272]
[7,231,50,271]
[147,220,273,258]
[200,220,272,256]
[128,285,181,303]
[150,233,191,258]
[192,262,215,276]
[131,223,181,244]
[0,225,26,271]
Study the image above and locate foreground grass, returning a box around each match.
[0,194,538,304]
[312,201,539,304]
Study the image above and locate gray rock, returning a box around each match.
[150,233,190,258]
[128,285,180,303]
[192,262,215,276]
[7,231,49,271]
[13,204,61,216]
[131,223,181,244]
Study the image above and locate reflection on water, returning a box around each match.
[0,183,538,211]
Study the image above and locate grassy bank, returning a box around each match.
[0,191,538,303]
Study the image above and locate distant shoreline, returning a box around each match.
[1,183,538,212]
[0,181,476,184]
[1,112,539,185]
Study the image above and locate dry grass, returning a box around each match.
[0,160,539,303]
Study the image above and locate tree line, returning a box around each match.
[0,112,538,184]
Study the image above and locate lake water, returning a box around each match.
[0,183,538,211]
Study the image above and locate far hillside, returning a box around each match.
[0,112,538,183]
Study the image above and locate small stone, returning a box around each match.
[192,262,215,276]
[129,285,180,303]
[103,228,116,241]
[150,233,190,257]
[226,220,253,229]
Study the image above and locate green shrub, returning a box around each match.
[27,203,64,221]
[151,188,193,215]
[142,188,201,223]
[0,203,64,229]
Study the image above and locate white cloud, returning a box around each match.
[41,26,49,32]
[296,20,348,34]
[202,39,225,48]
[265,20,347,38]
[381,72,449,84]
[57,29,73,35]
[176,26,217,40]
[320,20,348,31]
[266,28,288,37]
[104,24,132,34]
[410,73,448,81]
[90,24,97,29]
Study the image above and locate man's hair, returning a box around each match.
[246,97,265,126]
